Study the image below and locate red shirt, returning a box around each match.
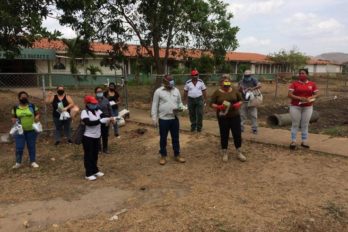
[289,80,318,106]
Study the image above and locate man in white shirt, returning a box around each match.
[183,69,207,132]
[151,75,186,165]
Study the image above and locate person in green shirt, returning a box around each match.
[210,75,246,162]
[11,91,40,169]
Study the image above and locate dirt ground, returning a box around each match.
[0,122,347,232]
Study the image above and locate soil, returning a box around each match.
[0,123,347,231]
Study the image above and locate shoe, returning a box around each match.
[115,133,120,138]
[67,139,73,144]
[94,172,104,177]
[12,163,21,169]
[54,141,60,146]
[236,150,247,162]
[31,162,39,168]
[159,157,167,165]
[85,175,97,181]
[174,156,186,163]
[197,129,202,133]
[301,143,310,149]
[190,128,196,132]
[252,129,258,135]
[221,149,228,162]
[289,142,296,150]
[103,149,110,154]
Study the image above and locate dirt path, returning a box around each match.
[0,123,347,231]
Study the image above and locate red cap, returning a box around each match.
[84,95,98,104]
[191,69,199,76]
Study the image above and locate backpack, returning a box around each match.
[13,103,36,118]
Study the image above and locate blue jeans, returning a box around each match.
[53,117,71,142]
[15,130,37,163]
[111,108,119,135]
[159,118,180,157]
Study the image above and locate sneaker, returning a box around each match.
[67,139,73,144]
[252,129,258,135]
[94,172,104,177]
[54,141,60,146]
[115,133,121,138]
[159,157,167,165]
[174,156,186,163]
[289,142,296,150]
[236,150,247,162]
[221,149,228,162]
[103,149,110,154]
[12,163,21,169]
[31,162,39,168]
[85,175,97,181]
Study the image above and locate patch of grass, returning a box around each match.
[322,126,347,137]
[323,201,347,222]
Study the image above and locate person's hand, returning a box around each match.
[152,118,158,128]
[34,115,40,122]
[300,97,309,102]
[233,102,242,110]
[215,104,226,111]
[110,117,116,124]
[11,118,17,124]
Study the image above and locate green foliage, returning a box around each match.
[268,49,309,73]
[0,0,61,57]
[57,0,239,75]
[191,55,215,73]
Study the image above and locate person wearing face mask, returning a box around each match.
[104,83,121,138]
[288,69,319,150]
[210,75,246,162]
[95,86,114,154]
[81,95,108,181]
[238,70,261,134]
[11,91,40,169]
[183,69,207,133]
[151,75,186,165]
[45,86,75,145]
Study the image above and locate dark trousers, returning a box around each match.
[53,117,71,142]
[15,130,37,163]
[218,115,242,149]
[188,96,204,131]
[82,136,100,177]
[99,123,109,152]
[159,118,180,157]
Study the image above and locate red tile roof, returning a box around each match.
[31,38,274,64]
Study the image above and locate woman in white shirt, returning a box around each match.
[81,95,108,181]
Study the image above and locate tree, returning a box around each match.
[268,49,309,73]
[62,36,94,75]
[0,0,60,57]
[57,0,239,74]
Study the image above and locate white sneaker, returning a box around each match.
[236,150,247,162]
[221,149,228,162]
[85,175,97,181]
[94,172,104,177]
[12,163,21,169]
[31,162,39,168]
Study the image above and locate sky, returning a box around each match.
[42,0,348,56]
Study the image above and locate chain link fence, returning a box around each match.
[0,73,129,133]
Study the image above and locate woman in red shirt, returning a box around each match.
[288,69,319,149]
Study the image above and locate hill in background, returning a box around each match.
[316,52,348,64]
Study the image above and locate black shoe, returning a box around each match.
[301,143,310,149]
[103,149,110,154]
[54,141,60,146]
[289,143,296,150]
[190,128,196,132]
[67,139,73,144]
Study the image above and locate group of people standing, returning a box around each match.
[151,68,318,164]
[10,68,318,180]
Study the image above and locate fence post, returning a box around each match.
[123,65,129,110]
[326,76,329,96]
[41,75,49,133]
[274,74,279,100]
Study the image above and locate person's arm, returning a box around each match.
[81,110,101,126]
[309,83,319,100]
[34,105,40,122]
[177,89,183,106]
[45,91,54,104]
[202,90,207,103]
[64,95,75,111]
[11,108,17,124]
[183,90,188,104]
[151,89,160,121]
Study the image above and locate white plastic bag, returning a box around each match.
[32,122,43,133]
[59,111,71,120]
[247,89,263,107]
